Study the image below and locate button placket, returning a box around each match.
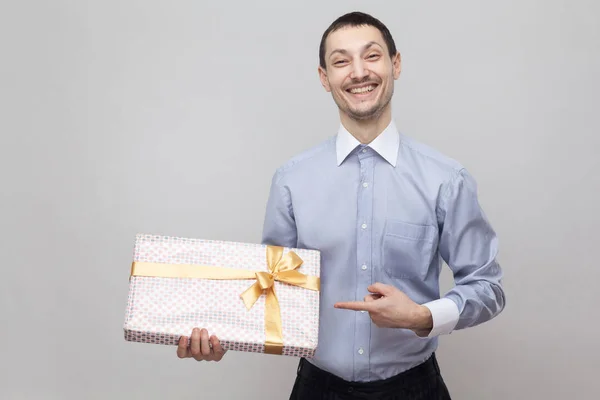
[354,151,374,381]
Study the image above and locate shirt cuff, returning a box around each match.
[422,298,459,337]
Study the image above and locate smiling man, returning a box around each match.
[178,11,506,400]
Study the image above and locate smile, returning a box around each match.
[346,84,378,95]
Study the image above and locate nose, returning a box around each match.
[350,59,369,80]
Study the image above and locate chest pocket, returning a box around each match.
[382,219,437,280]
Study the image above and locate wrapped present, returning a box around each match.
[123,234,321,357]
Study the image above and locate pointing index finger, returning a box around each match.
[334,301,374,312]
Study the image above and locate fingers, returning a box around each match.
[181,328,226,362]
[364,294,380,302]
[368,282,393,296]
[190,328,202,359]
[210,335,226,360]
[200,328,211,356]
[335,291,386,311]
[177,336,191,358]
[334,301,373,312]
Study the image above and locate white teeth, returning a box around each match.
[349,85,375,94]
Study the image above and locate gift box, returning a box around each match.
[123,234,321,357]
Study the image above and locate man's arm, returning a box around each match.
[261,170,297,248]
[422,167,506,337]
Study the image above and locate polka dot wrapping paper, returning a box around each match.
[123,234,321,358]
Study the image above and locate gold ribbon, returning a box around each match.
[130,245,320,355]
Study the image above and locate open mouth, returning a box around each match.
[346,84,378,96]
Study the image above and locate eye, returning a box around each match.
[367,53,380,60]
[333,60,348,66]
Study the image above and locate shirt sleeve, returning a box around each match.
[423,168,506,337]
[261,170,298,248]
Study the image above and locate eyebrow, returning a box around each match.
[329,41,383,59]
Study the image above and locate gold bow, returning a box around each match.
[130,245,320,355]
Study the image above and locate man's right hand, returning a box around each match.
[177,328,227,362]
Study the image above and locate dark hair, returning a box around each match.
[319,11,398,69]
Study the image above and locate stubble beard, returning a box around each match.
[332,82,394,121]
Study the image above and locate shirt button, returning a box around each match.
[360,310,367,313]
[362,148,367,153]
[358,348,364,355]
[361,264,367,270]
[361,223,367,229]
[362,182,369,188]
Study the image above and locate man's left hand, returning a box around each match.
[334,283,433,336]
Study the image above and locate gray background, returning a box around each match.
[1,0,599,399]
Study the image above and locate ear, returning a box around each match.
[318,66,331,92]
[392,51,402,80]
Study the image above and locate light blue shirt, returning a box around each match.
[261,120,506,382]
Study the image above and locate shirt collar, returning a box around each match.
[335,120,399,167]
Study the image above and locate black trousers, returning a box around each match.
[289,353,451,400]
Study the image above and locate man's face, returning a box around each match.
[319,25,401,121]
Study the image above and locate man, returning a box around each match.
[177,11,506,399]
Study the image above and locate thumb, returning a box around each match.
[364,294,380,302]
[368,282,393,296]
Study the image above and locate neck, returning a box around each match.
[339,106,392,144]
